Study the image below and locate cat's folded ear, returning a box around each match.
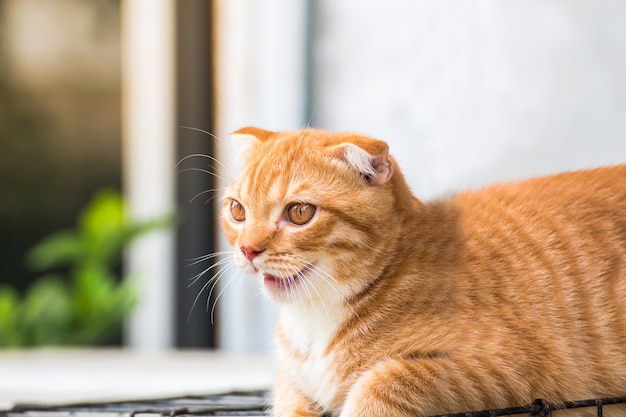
[230,127,275,158]
[331,137,393,186]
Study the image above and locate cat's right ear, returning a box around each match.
[230,127,275,158]
[331,138,393,186]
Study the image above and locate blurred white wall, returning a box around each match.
[215,1,626,353]
[314,0,626,200]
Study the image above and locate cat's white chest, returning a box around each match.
[277,303,347,411]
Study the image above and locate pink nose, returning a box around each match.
[240,246,264,261]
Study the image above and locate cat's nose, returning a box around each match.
[240,246,264,261]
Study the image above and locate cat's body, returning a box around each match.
[221,127,626,417]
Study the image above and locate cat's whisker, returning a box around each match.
[176,167,227,182]
[204,195,222,205]
[176,153,228,171]
[282,264,302,305]
[178,161,222,178]
[179,125,224,144]
[295,264,331,316]
[295,277,306,305]
[304,262,361,318]
[187,273,218,322]
[288,265,308,306]
[285,262,316,307]
[206,259,237,303]
[209,264,240,324]
[187,256,234,287]
[300,268,325,308]
[298,271,316,306]
[178,125,241,183]
[187,266,211,287]
[307,266,351,306]
[281,254,354,316]
[284,255,345,299]
[185,251,235,266]
[186,256,237,322]
[189,188,222,204]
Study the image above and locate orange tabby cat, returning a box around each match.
[221,127,626,417]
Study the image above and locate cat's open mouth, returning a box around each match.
[262,266,313,291]
[263,273,298,290]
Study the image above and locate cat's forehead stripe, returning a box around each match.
[242,141,305,199]
[287,181,315,201]
[239,153,272,199]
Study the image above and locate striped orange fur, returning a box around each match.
[221,127,626,417]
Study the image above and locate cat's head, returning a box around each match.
[221,127,408,304]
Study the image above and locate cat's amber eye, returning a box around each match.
[229,199,246,222]
[286,203,316,225]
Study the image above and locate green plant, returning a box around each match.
[0,189,172,347]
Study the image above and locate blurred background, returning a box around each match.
[1,0,625,359]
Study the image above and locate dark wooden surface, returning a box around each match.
[3,390,625,417]
[1,391,271,417]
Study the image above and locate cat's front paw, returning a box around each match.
[339,358,448,417]
[271,398,325,417]
[272,374,325,417]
